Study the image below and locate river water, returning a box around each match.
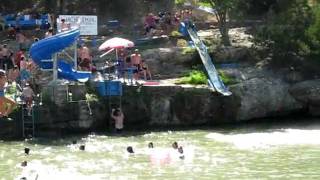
[1,121,320,180]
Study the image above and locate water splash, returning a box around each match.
[206,129,320,149]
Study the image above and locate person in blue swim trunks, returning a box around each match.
[0,70,16,118]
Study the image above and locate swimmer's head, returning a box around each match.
[127,146,134,153]
[172,142,178,149]
[21,161,27,167]
[24,147,30,155]
[148,142,154,148]
[178,146,183,154]
[79,145,85,151]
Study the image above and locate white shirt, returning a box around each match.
[22,87,34,98]
[111,111,124,129]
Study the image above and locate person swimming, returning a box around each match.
[172,142,178,149]
[79,145,85,151]
[178,146,185,160]
[21,161,27,167]
[127,146,134,154]
[148,142,154,148]
[24,147,30,155]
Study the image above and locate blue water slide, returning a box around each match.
[30,29,91,82]
[58,60,91,83]
[179,22,232,96]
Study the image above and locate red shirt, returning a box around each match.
[15,51,24,68]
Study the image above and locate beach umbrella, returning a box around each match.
[99,37,134,51]
[99,37,134,61]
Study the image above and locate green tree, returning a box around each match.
[255,0,313,61]
[199,0,235,46]
[307,4,320,57]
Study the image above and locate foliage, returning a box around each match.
[306,4,320,56]
[199,0,242,46]
[182,47,196,54]
[175,0,187,5]
[254,0,313,61]
[175,70,208,85]
[170,31,183,37]
[218,70,237,85]
[177,39,188,47]
[85,93,98,102]
[236,0,277,16]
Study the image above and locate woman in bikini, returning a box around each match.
[0,70,16,118]
[140,60,152,80]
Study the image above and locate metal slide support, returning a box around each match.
[74,41,77,70]
[53,53,58,81]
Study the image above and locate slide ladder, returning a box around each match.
[185,24,232,96]
[21,104,35,138]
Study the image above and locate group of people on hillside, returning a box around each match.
[0,36,37,118]
[143,9,193,36]
[117,48,152,82]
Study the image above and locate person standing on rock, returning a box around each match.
[130,49,142,80]
[111,108,124,133]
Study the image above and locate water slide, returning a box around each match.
[30,29,91,83]
[180,23,232,96]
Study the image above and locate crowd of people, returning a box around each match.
[143,9,193,37]
[0,39,38,118]
[112,48,152,82]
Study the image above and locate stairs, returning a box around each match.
[22,104,35,138]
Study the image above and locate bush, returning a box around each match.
[182,47,196,54]
[175,70,208,85]
[170,31,183,37]
[177,39,188,47]
[218,70,237,85]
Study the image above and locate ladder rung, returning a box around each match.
[41,59,53,62]
[23,121,34,124]
[41,68,53,71]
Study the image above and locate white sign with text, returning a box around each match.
[58,15,98,35]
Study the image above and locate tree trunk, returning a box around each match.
[215,9,231,46]
[219,24,231,46]
[57,0,64,14]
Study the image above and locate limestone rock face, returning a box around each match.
[290,79,320,106]
[31,70,320,135]
[141,48,197,78]
[213,46,249,63]
[290,79,320,116]
[231,77,303,121]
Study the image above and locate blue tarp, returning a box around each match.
[3,14,50,29]
[30,29,91,82]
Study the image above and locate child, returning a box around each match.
[111,108,124,133]
[22,83,34,116]
[140,60,152,80]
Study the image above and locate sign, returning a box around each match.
[58,15,98,35]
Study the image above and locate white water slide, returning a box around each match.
[187,27,232,96]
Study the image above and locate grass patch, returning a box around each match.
[170,31,183,38]
[182,47,196,54]
[218,70,238,85]
[175,70,208,85]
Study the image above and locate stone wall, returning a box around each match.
[32,78,318,135]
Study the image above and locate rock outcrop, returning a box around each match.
[290,79,320,116]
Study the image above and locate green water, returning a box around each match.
[1,126,320,179]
